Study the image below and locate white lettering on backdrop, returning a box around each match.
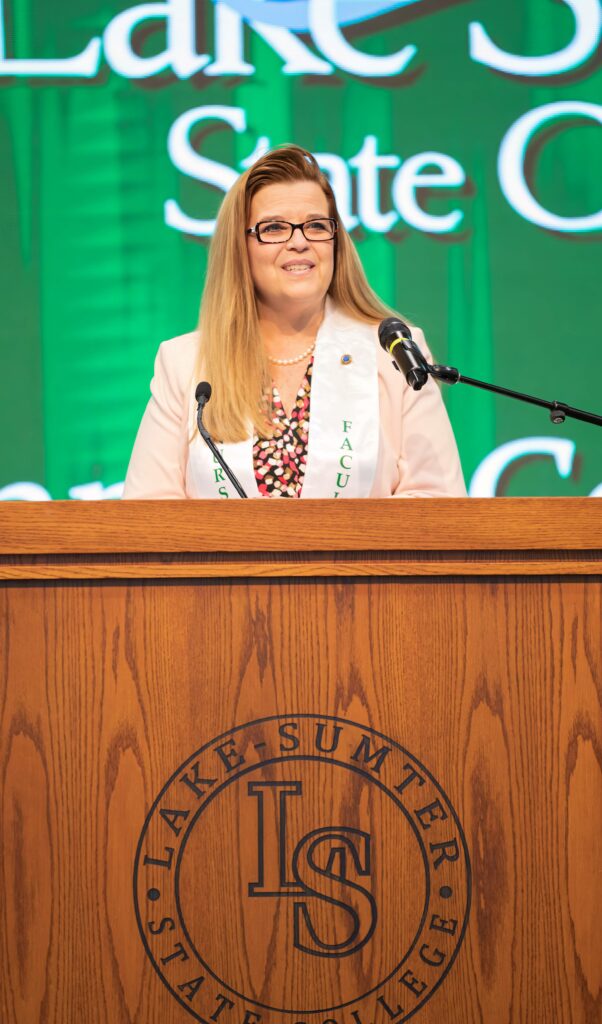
[1,0,599,79]
[468,438,577,497]
[470,0,601,77]
[164,103,601,237]
[1,1,599,236]
[498,102,602,233]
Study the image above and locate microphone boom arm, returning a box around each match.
[428,363,602,428]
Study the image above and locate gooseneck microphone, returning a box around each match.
[195,382,248,498]
[378,317,430,391]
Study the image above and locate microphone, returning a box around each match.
[195,381,213,443]
[195,381,248,498]
[195,380,212,410]
[378,317,430,391]
[379,325,602,430]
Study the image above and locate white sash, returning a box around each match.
[186,302,379,500]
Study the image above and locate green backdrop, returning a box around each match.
[1,0,601,499]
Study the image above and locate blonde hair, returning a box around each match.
[197,144,397,442]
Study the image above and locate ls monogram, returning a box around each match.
[248,780,376,957]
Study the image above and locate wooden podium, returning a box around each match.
[0,498,600,1024]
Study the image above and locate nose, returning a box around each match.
[286,225,309,248]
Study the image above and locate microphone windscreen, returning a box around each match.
[378,317,412,350]
[195,381,212,403]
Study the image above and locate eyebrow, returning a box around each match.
[256,212,330,220]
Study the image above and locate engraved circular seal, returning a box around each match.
[134,715,471,1022]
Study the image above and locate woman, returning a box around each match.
[124,145,465,499]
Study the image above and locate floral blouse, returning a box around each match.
[253,358,313,498]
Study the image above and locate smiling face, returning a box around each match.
[246,180,335,320]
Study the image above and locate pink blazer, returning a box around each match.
[124,318,466,499]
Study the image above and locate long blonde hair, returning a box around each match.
[198,144,396,442]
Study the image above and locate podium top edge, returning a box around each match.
[0,497,600,555]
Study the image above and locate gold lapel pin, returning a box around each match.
[340,353,352,365]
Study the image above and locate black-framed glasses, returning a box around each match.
[246,218,338,244]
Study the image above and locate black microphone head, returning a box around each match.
[378,316,412,352]
[378,317,428,391]
[195,381,212,404]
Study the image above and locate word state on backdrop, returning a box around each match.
[165,100,602,238]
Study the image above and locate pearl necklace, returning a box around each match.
[267,342,316,367]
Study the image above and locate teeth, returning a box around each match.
[284,265,312,271]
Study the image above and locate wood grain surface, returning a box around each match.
[1,552,601,581]
[0,497,601,555]
[1,569,600,1023]
[1,499,600,583]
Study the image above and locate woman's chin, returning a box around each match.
[279,281,327,304]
